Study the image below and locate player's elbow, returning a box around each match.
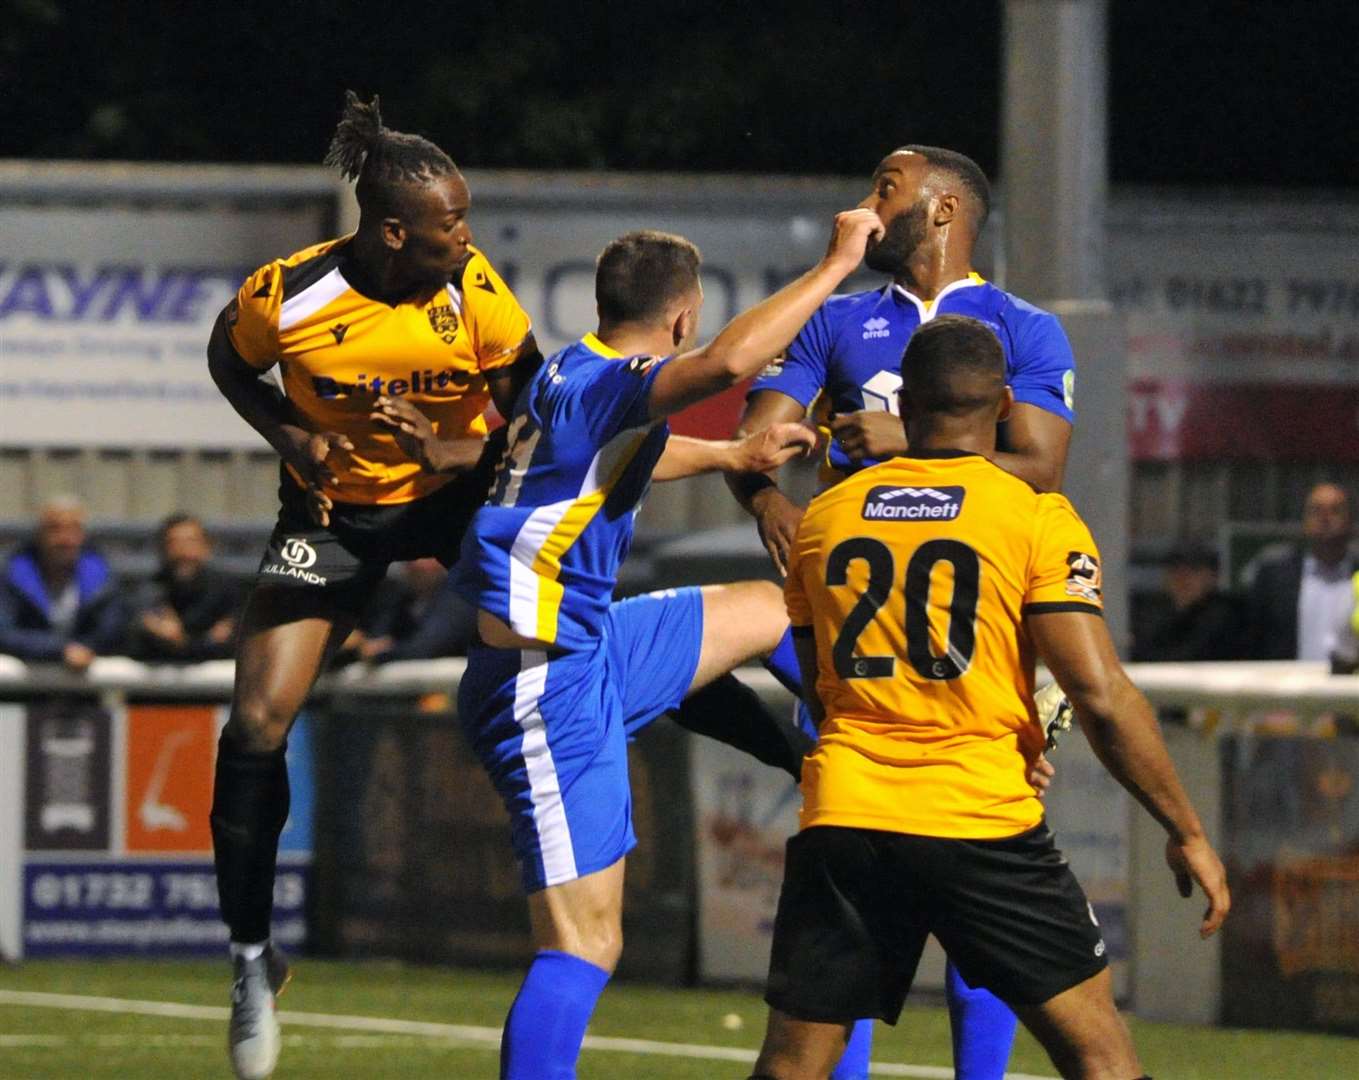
[1019,454,1063,493]
[698,329,769,388]
[1055,665,1121,724]
[702,348,752,391]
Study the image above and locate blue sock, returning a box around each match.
[501,950,611,1079]
[946,961,1018,1080]
[764,629,819,741]
[763,627,803,695]
[829,1017,874,1080]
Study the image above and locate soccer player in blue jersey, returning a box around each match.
[452,208,885,1080]
[729,146,1078,1080]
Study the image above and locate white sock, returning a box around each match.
[230,940,268,962]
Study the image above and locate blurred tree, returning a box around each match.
[1,0,1352,186]
[0,0,999,175]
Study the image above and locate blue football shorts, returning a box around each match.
[457,587,705,892]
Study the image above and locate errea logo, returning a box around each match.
[861,316,891,340]
[862,485,965,521]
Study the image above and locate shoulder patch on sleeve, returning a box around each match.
[1065,551,1102,602]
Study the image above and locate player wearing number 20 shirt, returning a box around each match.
[784,451,1102,840]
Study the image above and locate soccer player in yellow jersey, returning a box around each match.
[750,316,1230,1080]
[205,92,544,1080]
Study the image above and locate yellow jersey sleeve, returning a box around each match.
[225,262,283,370]
[784,535,813,630]
[461,249,532,372]
[1025,494,1104,615]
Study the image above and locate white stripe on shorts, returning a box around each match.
[512,650,577,886]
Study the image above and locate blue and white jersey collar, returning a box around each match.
[889,271,987,323]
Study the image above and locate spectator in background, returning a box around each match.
[1134,542,1247,662]
[346,557,474,663]
[0,495,126,670]
[130,514,244,662]
[1246,482,1356,661]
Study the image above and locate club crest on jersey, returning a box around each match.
[861,485,964,521]
[861,316,891,340]
[627,355,664,376]
[427,304,460,344]
[1065,551,1102,602]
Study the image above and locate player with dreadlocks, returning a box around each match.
[208,92,823,1080]
[205,91,545,1079]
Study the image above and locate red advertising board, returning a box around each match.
[1129,379,1359,463]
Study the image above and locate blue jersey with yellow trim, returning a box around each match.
[452,333,670,651]
[750,275,1076,476]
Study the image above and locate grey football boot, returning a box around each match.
[228,946,291,1079]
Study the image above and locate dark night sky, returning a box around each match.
[2,0,1355,186]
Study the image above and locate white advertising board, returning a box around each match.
[1,200,330,448]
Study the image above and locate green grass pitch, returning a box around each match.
[2,960,1358,1078]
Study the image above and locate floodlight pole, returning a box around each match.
[1002,0,1108,301]
[1002,0,1129,653]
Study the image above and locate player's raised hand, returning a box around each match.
[823,208,886,273]
[829,409,909,462]
[733,421,818,474]
[1165,834,1231,938]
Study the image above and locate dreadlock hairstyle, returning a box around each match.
[323,91,460,218]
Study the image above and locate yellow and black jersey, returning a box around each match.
[785,449,1103,840]
[226,239,532,505]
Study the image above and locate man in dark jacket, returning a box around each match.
[130,514,244,662]
[1247,482,1355,661]
[1134,543,1247,662]
[0,496,127,669]
[346,557,473,663]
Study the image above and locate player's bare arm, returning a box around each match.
[372,336,545,474]
[647,209,885,420]
[485,334,545,417]
[993,402,1071,492]
[828,408,910,462]
[1029,609,1231,938]
[726,389,810,575]
[207,308,354,527]
[652,423,816,482]
[370,395,482,473]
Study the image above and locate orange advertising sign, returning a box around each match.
[123,706,219,853]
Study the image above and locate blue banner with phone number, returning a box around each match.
[20,705,314,957]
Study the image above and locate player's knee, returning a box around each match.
[596,921,625,972]
[568,920,622,973]
[226,694,294,753]
[751,1046,826,1080]
[738,579,790,651]
[1051,1026,1140,1079]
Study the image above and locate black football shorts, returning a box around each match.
[764,821,1108,1024]
[255,465,488,612]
